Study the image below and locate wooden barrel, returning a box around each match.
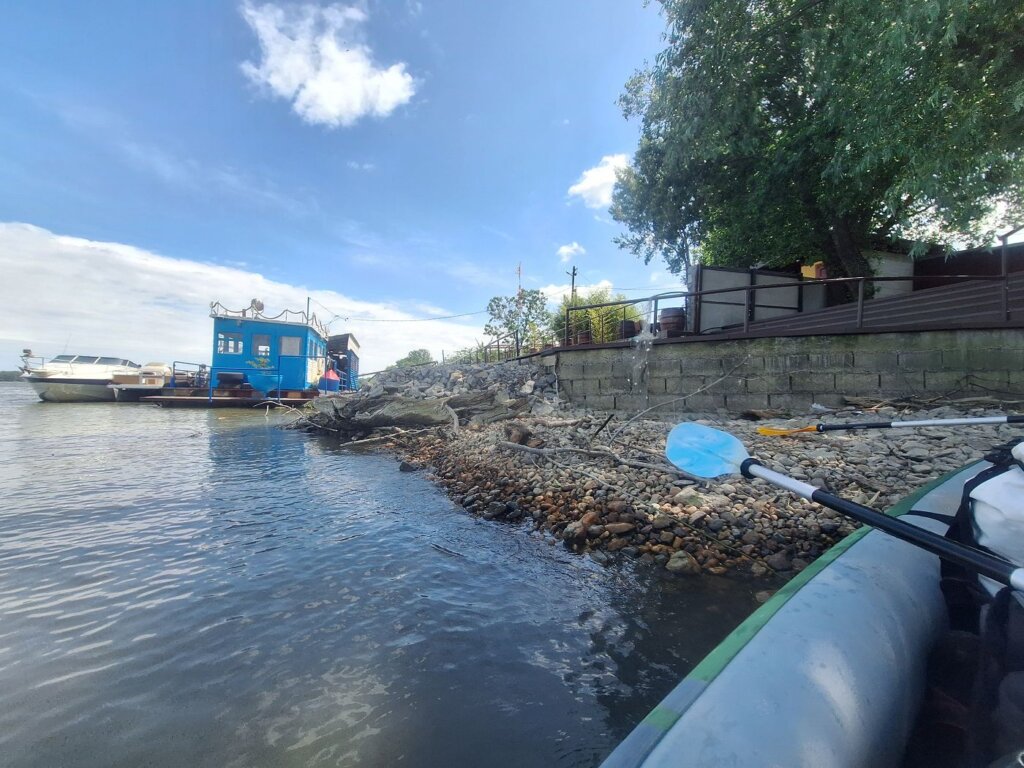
[619,320,639,339]
[577,330,592,345]
[659,307,686,336]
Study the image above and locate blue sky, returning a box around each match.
[0,1,680,371]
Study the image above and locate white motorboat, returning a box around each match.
[109,362,173,401]
[19,350,141,402]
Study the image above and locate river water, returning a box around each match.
[0,381,761,767]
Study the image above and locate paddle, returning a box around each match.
[757,414,1024,436]
[665,422,1024,591]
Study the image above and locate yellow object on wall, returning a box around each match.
[801,261,827,279]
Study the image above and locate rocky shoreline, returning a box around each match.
[296,359,1019,579]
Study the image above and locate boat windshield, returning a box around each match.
[96,357,138,366]
[72,356,101,364]
[50,355,75,362]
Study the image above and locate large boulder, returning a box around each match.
[352,397,452,427]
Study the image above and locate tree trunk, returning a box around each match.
[826,215,874,303]
[829,216,873,279]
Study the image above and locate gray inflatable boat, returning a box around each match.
[602,462,987,768]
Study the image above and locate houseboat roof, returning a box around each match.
[329,332,360,353]
[209,300,329,340]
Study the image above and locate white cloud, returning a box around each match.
[346,160,376,171]
[556,242,585,262]
[568,154,628,209]
[240,2,417,128]
[0,223,483,374]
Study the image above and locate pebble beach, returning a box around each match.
[301,359,1020,579]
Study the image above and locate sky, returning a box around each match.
[0,0,683,373]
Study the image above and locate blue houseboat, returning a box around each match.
[208,299,329,394]
[144,299,343,407]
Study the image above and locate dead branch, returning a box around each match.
[343,426,439,447]
[497,440,702,482]
[444,403,460,435]
[523,417,587,428]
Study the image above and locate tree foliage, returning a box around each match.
[484,289,550,355]
[613,0,1024,278]
[549,287,643,344]
[444,342,492,364]
[393,348,434,368]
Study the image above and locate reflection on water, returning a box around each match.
[0,383,760,767]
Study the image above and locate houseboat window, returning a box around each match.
[217,332,243,354]
[253,334,271,357]
[280,336,301,356]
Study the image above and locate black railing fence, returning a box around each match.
[562,271,1022,346]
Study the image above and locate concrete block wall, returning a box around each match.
[555,329,1024,414]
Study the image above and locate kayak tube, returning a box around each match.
[601,462,988,768]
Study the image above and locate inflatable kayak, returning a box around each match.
[601,461,989,768]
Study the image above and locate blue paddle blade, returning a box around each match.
[665,423,749,478]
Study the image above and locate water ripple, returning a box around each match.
[0,384,759,767]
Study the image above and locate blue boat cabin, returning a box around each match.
[327,333,360,391]
[209,301,330,394]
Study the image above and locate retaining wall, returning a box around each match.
[549,329,1024,414]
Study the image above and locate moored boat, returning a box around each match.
[141,299,342,408]
[19,350,141,402]
[109,362,173,401]
[601,461,989,768]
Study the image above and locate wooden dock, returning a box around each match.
[141,388,318,409]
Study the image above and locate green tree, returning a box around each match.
[484,289,550,356]
[393,349,434,368]
[549,287,643,344]
[445,342,492,364]
[613,0,1024,279]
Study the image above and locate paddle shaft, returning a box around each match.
[815,415,1024,432]
[739,459,1024,591]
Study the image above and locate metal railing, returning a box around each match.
[169,354,329,402]
[169,361,209,389]
[562,299,653,346]
[564,271,1022,344]
[208,301,329,340]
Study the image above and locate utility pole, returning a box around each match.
[514,262,523,357]
[566,265,578,300]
